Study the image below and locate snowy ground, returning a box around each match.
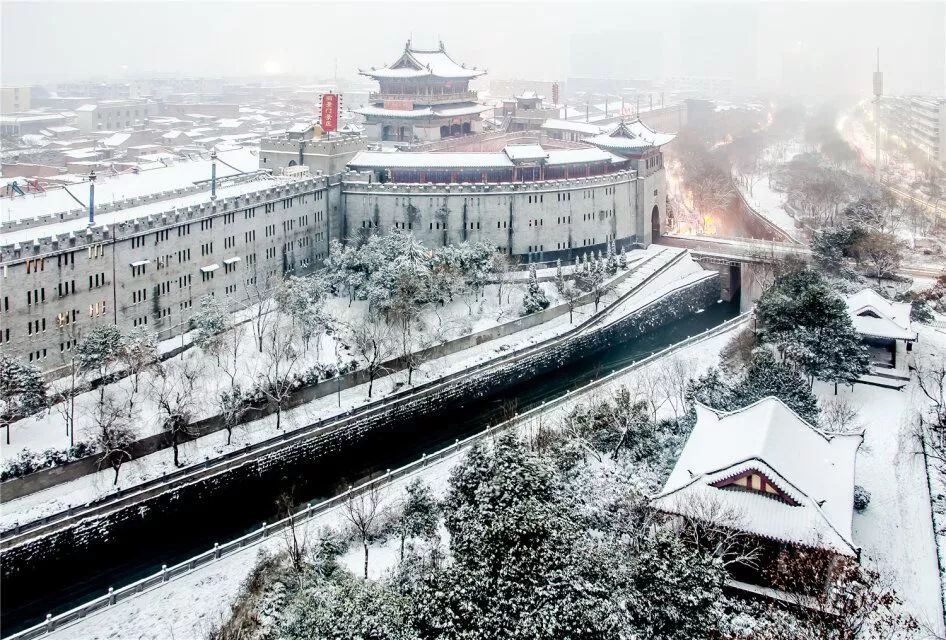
[811,324,946,637]
[0,249,675,530]
[2,261,595,466]
[734,141,806,243]
[34,310,745,640]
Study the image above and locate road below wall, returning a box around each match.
[2,299,739,635]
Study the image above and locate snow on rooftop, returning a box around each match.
[354,105,434,118]
[348,150,513,169]
[584,120,676,153]
[652,397,862,556]
[502,144,547,162]
[103,132,131,147]
[540,119,604,135]
[2,172,282,247]
[1,148,259,227]
[545,148,621,165]
[361,42,485,80]
[432,103,492,118]
[846,289,917,341]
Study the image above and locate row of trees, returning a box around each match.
[213,399,911,640]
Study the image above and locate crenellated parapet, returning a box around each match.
[340,169,637,196]
[0,174,330,263]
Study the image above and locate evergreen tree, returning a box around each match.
[0,355,48,445]
[394,478,440,561]
[625,532,726,640]
[75,325,125,393]
[687,351,820,423]
[731,350,820,423]
[619,246,628,269]
[810,226,863,274]
[429,434,622,639]
[521,263,550,315]
[606,239,618,274]
[756,269,869,388]
[190,295,228,362]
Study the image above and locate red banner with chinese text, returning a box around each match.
[321,93,339,132]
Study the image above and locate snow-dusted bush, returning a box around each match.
[521,263,550,316]
[1,442,96,481]
[853,484,871,512]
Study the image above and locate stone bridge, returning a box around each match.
[657,234,812,310]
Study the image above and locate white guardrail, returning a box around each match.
[6,311,751,640]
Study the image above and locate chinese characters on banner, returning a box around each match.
[321,93,339,132]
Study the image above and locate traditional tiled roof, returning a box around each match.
[502,144,547,162]
[652,398,863,556]
[585,119,675,154]
[359,41,485,80]
[353,103,490,119]
[540,119,605,136]
[846,289,917,341]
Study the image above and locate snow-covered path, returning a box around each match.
[819,374,945,637]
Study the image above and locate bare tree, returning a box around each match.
[343,482,390,579]
[258,321,304,430]
[490,251,516,306]
[912,348,946,463]
[560,280,583,324]
[670,495,761,570]
[244,267,276,353]
[604,387,652,459]
[152,356,203,467]
[86,391,136,485]
[277,492,308,574]
[719,326,759,375]
[765,547,918,640]
[689,168,736,227]
[348,316,396,399]
[216,320,249,446]
[819,396,861,434]
[854,231,903,284]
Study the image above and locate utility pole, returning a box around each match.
[873,48,883,182]
[210,148,218,200]
[88,170,96,226]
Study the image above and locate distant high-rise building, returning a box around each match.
[1,86,31,114]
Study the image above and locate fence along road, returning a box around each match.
[7,311,750,640]
[1,247,687,547]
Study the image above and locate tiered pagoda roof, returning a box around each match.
[359,41,485,80]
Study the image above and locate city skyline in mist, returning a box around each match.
[2,1,944,97]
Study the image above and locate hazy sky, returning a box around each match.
[2,1,943,96]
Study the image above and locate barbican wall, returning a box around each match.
[339,169,649,262]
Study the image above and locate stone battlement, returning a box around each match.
[340,169,637,195]
[0,174,330,262]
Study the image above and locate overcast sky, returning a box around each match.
[2,1,944,96]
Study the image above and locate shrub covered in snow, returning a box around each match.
[853,484,871,512]
[1,442,96,481]
[521,264,550,316]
